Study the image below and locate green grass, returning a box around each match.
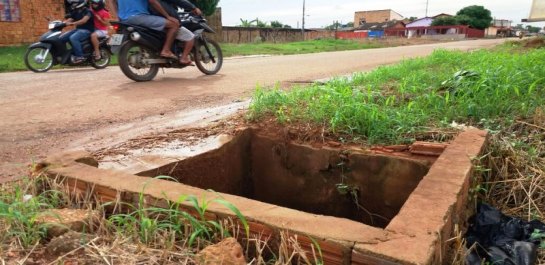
[0,45,27,72]
[0,177,68,248]
[248,46,545,144]
[221,38,383,57]
[0,39,381,72]
[106,176,249,248]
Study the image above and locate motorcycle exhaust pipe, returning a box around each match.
[130,32,141,41]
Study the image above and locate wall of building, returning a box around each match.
[485,27,499,36]
[222,27,335,43]
[0,0,65,46]
[354,10,403,26]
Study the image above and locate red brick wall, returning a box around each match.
[0,0,65,46]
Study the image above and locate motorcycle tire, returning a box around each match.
[24,46,54,73]
[90,47,111,69]
[194,38,223,75]
[118,41,159,82]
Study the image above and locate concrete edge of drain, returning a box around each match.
[38,128,488,265]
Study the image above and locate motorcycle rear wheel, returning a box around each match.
[118,41,159,82]
[91,47,111,69]
[24,47,54,73]
[194,38,223,75]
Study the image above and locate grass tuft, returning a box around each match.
[249,47,545,144]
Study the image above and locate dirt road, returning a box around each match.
[0,39,506,181]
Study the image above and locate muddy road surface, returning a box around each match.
[0,39,505,181]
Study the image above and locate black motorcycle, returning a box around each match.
[24,20,112,73]
[110,13,223,82]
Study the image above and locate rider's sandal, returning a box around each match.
[180,60,195,66]
[160,53,178,60]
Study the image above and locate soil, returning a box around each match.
[0,38,507,182]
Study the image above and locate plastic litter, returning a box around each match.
[22,194,33,202]
[465,203,545,265]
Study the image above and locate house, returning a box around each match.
[354,20,405,38]
[0,0,66,45]
[405,14,453,28]
[485,19,513,37]
[354,9,403,26]
[405,14,455,38]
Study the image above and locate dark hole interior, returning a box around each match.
[137,129,431,228]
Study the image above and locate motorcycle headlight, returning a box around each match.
[48,23,56,30]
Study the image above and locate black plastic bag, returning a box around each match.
[465,203,545,265]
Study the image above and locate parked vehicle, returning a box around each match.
[110,13,223,82]
[24,19,112,73]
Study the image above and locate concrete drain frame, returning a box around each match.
[41,127,487,264]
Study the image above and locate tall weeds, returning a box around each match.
[249,47,545,144]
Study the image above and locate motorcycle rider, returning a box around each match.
[61,0,95,63]
[90,0,110,60]
[106,0,180,60]
[150,0,202,65]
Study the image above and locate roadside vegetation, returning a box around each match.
[249,39,545,144]
[0,175,322,264]
[1,38,544,263]
[249,37,545,263]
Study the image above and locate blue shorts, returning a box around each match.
[125,14,166,31]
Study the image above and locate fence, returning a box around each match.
[222,27,335,43]
[335,31,368,39]
[385,25,484,38]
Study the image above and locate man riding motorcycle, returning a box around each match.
[106,0,180,60]
[149,0,202,65]
[61,0,95,63]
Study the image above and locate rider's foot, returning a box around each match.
[179,57,194,66]
[72,56,85,64]
[160,52,177,60]
[94,52,101,60]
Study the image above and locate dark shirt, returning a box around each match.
[69,8,95,32]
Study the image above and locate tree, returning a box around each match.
[324,21,342,30]
[455,5,492,30]
[526,25,541,33]
[255,18,268,28]
[431,16,459,26]
[514,24,525,30]
[270,20,284,28]
[238,18,257,27]
[408,16,418,22]
[190,0,220,16]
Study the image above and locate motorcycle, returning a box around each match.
[110,13,223,82]
[24,19,112,73]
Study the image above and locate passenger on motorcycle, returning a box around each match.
[90,0,110,60]
[106,0,180,60]
[61,0,95,63]
[150,0,202,65]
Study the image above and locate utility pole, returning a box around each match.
[302,0,306,40]
[425,0,429,17]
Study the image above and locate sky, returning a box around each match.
[217,0,545,29]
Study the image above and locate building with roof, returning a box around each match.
[354,20,406,38]
[354,9,403,26]
[485,19,514,37]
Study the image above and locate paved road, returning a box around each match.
[0,38,506,180]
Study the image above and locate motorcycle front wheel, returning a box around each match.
[91,47,111,69]
[24,47,54,73]
[118,41,159,82]
[194,38,223,75]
